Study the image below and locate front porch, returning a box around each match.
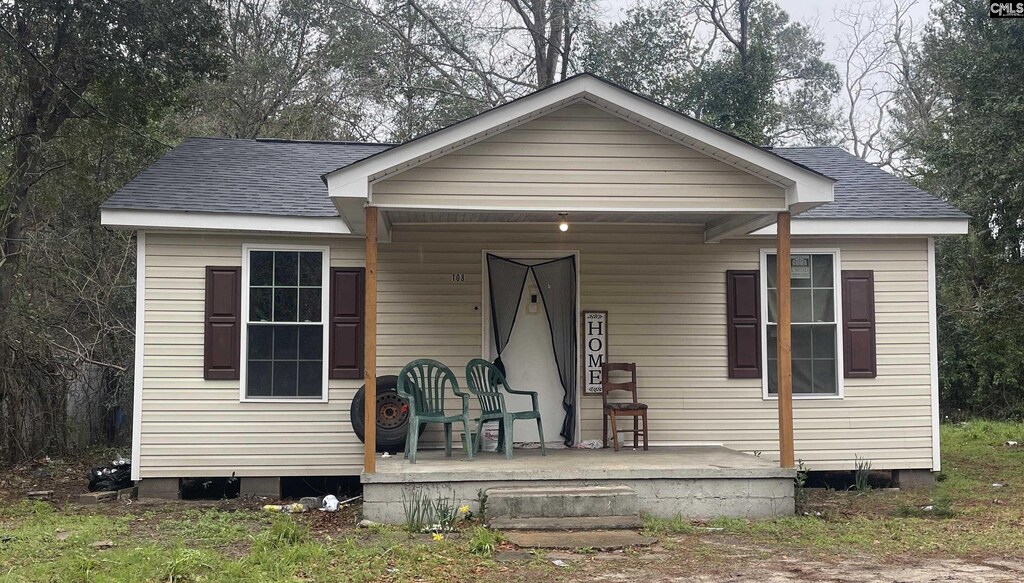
[361,446,796,524]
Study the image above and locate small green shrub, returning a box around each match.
[402,489,460,533]
[467,526,504,556]
[853,456,872,492]
[794,460,809,509]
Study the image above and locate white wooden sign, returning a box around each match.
[583,311,608,394]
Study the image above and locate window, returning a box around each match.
[242,247,329,400]
[763,251,842,397]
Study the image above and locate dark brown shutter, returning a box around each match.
[726,270,761,378]
[842,270,877,378]
[204,266,241,380]
[329,268,365,379]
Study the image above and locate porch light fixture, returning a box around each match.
[558,213,569,232]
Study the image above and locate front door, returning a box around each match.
[487,258,572,446]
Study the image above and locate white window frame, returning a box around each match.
[759,247,845,401]
[240,243,331,403]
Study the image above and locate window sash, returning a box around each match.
[241,246,329,401]
[762,251,841,397]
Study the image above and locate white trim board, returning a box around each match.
[327,74,835,208]
[759,248,846,401]
[751,218,969,237]
[928,237,941,471]
[239,243,332,404]
[130,231,146,482]
[101,208,352,235]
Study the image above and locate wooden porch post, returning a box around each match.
[363,206,378,474]
[776,211,795,468]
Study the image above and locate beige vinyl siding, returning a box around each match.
[140,233,366,478]
[137,225,935,478]
[371,104,787,212]
[377,224,934,471]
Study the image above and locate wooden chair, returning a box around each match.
[396,359,474,464]
[601,362,648,451]
[465,358,546,460]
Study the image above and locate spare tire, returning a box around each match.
[350,376,422,453]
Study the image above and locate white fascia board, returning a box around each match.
[101,208,352,235]
[325,74,836,206]
[751,218,969,237]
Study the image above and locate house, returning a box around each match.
[101,74,967,521]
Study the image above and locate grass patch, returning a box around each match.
[3,420,1024,579]
[643,514,697,535]
[680,420,1024,558]
[0,507,555,582]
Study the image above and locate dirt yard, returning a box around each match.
[2,422,1023,582]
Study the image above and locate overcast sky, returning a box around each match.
[598,0,932,64]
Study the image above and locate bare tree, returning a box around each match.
[835,0,920,169]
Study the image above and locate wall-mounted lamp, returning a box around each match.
[558,212,569,232]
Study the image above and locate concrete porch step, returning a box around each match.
[489,515,644,531]
[485,485,640,530]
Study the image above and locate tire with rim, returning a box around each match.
[350,376,420,453]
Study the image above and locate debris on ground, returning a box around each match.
[26,490,53,499]
[87,460,132,493]
[262,503,308,513]
[357,519,379,528]
[322,494,340,512]
[89,540,114,550]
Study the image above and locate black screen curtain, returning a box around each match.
[486,254,530,356]
[532,256,578,445]
[486,253,578,445]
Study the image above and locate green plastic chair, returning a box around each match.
[396,359,474,464]
[465,358,547,460]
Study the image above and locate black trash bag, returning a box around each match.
[87,459,133,492]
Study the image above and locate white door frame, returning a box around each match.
[481,249,582,444]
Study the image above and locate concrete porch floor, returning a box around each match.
[365,445,792,482]
[361,446,797,524]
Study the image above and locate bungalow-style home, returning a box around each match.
[101,74,967,523]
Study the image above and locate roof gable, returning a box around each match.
[325,73,836,211]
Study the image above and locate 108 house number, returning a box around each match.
[451,273,466,282]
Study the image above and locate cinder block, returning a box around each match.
[240,477,281,499]
[894,469,936,489]
[138,478,180,500]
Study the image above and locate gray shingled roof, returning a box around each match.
[771,146,967,219]
[103,138,966,221]
[102,137,391,217]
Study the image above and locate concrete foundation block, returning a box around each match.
[138,478,181,500]
[894,469,936,489]
[486,485,639,520]
[240,477,281,499]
